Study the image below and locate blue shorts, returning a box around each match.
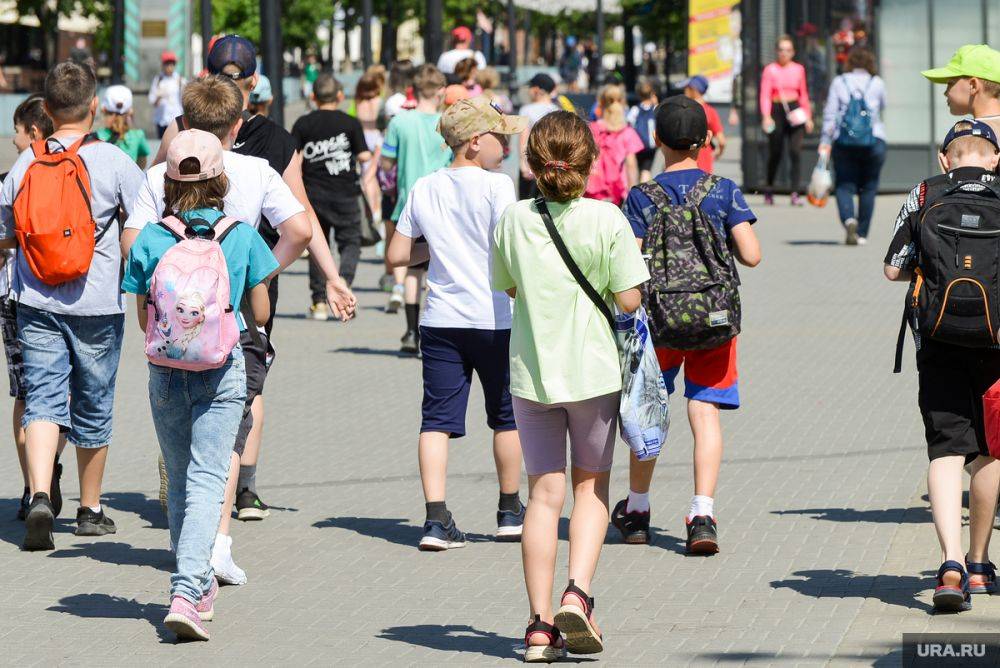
[17,304,124,448]
[419,326,516,438]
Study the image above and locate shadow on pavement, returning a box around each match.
[646,531,691,556]
[47,593,173,642]
[377,624,521,660]
[771,506,932,524]
[48,541,173,572]
[331,347,415,358]
[784,240,843,246]
[312,516,492,546]
[694,644,899,663]
[102,492,168,529]
[770,569,933,613]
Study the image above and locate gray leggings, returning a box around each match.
[512,392,619,475]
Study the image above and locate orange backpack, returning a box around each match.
[12,135,101,286]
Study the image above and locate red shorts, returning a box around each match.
[656,338,739,409]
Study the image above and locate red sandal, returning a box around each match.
[553,580,604,654]
[524,615,565,663]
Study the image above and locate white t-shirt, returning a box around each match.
[436,49,487,75]
[519,100,561,127]
[125,151,304,231]
[149,72,185,127]
[396,168,516,329]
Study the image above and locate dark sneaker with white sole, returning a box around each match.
[418,517,466,551]
[611,499,651,544]
[50,461,63,518]
[22,493,55,551]
[685,515,719,555]
[496,504,525,541]
[236,488,270,521]
[75,507,117,536]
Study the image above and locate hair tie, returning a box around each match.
[544,160,570,172]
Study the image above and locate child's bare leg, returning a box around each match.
[418,431,449,502]
[928,455,966,587]
[13,400,26,484]
[493,429,522,495]
[968,455,1000,564]
[522,471,565,644]
[218,452,240,537]
[565,466,610,637]
[690,399,723,498]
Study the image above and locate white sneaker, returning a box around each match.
[211,534,247,585]
[385,284,404,314]
[857,237,868,246]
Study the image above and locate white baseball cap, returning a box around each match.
[102,85,133,114]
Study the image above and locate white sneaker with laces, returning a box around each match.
[386,284,404,314]
[211,534,247,585]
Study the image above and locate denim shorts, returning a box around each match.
[17,304,125,448]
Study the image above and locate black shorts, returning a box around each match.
[1,298,25,401]
[917,340,1000,463]
[636,148,657,173]
[419,326,516,438]
[233,327,274,456]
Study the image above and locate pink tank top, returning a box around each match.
[759,62,811,118]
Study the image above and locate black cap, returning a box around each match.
[207,35,257,79]
[528,73,556,93]
[655,95,708,150]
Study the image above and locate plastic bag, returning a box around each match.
[808,154,833,207]
[984,379,1000,458]
[615,307,669,461]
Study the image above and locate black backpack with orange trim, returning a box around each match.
[896,177,1000,370]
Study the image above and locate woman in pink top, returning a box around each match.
[585,85,644,205]
[759,34,813,206]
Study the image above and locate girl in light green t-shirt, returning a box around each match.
[491,110,649,661]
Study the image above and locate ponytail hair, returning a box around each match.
[527,111,599,203]
[109,112,130,140]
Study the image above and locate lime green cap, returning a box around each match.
[922,44,1000,83]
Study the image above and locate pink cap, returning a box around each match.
[451,26,473,43]
[166,129,225,182]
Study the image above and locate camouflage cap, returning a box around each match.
[437,95,528,148]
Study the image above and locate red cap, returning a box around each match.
[451,26,473,43]
[161,50,178,64]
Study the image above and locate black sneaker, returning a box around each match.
[22,493,55,551]
[611,499,650,544]
[685,515,719,555]
[236,487,270,521]
[75,507,117,536]
[418,517,466,551]
[50,461,63,518]
[400,329,420,355]
[16,487,29,521]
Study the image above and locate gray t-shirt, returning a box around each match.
[0,135,145,316]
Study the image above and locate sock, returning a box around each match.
[89,504,102,514]
[499,492,522,513]
[238,464,257,494]
[626,490,650,514]
[405,303,420,332]
[688,495,714,520]
[425,501,450,524]
[213,533,231,554]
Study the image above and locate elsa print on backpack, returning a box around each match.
[144,216,240,370]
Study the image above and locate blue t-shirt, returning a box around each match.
[624,169,756,241]
[121,208,278,331]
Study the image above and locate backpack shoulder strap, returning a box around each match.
[175,114,187,132]
[686,174,723,208]
[534,197,615,333]
[158,215,187,241]
[919,173,955,208]
[637,180,672,210]
[212,216,242,243]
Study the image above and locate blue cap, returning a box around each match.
[208,34,257,79]
[942,119,1000,153]
[250,75,272,104]
[681,75,710,95]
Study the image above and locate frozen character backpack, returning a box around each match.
[145,215,241,371]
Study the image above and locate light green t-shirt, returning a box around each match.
[492,197,650,404]
[383,111,453,221]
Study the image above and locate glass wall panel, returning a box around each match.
[932,0,986,140]
[879,0,931,144]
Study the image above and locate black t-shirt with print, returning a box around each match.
[291,109,368,200]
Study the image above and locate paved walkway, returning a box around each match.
[0,192,992,665]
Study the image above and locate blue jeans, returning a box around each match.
[832,139,887,238]
[16,304,124,448]
[148,349,247,603]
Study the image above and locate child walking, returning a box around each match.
[884,120,1000,612]
[386,96,527,549]
[97,85,151,169]
[627,80,659,182]
[122,129,278,639]
[614,95,760,553]
[584,84,644,206]
[492,111,649,661]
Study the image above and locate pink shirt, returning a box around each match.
[585,121,645,205]
[759,61,811,118]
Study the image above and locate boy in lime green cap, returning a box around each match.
[923,44,1000,134]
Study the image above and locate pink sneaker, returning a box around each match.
[164,596,210,641]
[196,577,218,621]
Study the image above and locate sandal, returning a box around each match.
[524,615,565,663]
[553,580,604,654]
[933,560,971,612]
[965,556,997,595]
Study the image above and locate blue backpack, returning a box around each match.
[835,76,876,148]
[631,103,658,150]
